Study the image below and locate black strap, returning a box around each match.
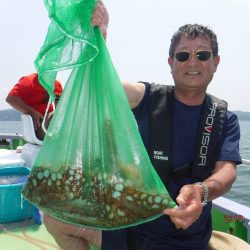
[191,95,227,181]
[171,162,193,180]
[148,83,174,185]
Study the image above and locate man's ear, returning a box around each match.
[213,55,220,72]
[168,57,173,67]
[168,57,174,74]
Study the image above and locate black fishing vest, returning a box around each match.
[148,84,227,183]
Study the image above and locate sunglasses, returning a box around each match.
[174,51,212,62]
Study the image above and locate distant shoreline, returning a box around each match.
[0,108,250,121]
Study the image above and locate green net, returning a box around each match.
[35,0,98,100]
[22,0,175,230]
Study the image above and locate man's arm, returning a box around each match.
[6,95,43,129]
[122,81,145,109]
[199,161,236,201]
[91,2,145,108]
[163,161,236,230]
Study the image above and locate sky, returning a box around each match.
[1,0,250,111]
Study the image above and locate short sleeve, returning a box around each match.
[8,76,32,99]
[54,80,63,96]
[218,111,242,165]
[132,82,151,150]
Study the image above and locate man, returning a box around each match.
[6,72,62,140]
[43,2,241,250]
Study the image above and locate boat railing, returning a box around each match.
[212,196,250,244]
[242,159,250,165]
[0,132,24,150]
[0,132,23,140]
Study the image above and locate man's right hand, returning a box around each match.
[6,94,43,130]
[90,1,145,109]
[91,1,109,40]
[30,110,43,130]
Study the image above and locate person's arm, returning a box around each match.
[6,95,43,129]
[122,81,145,108]
[200,161,236,200]
[91,1,145,108]
[163,161,236,229]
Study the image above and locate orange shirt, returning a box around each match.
[8,73,62,115]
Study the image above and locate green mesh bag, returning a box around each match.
[22,0,175,230]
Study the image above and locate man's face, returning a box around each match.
[168,37,220,93]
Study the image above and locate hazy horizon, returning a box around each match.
[1,0,250,112]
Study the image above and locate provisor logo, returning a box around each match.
[198,102,218,166]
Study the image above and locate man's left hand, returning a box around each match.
[163,184,203,229]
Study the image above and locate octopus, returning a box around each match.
[22,164,175,230]
[22,119,175,229]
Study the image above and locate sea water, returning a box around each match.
[224,121,250,207]
[0,120,249,207]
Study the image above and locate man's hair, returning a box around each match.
[169,24,218,58]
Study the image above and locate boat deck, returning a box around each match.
[0,221,60,250]
[0,220,99,250]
